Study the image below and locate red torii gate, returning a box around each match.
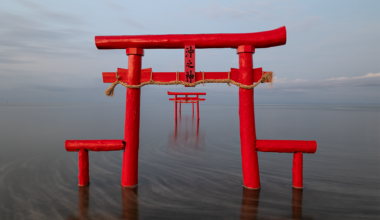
[65,26,317,189]
[167,92,206,120]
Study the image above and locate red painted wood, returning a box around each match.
[95,26,287,49]
[103,68,268,84]
[192,103,194,114]
[256,140,317,153]
[237,45,255,54]
[168,92,206,95]
[169,98,205,101]
[65,140,125,152]
[78,149,89,186]
[175,95,177,120]
[185,45,196,83]
[239,45,260,189]
[126,48,144,56]
[179,101,181,114]
[293,152,303,188]
[253,68,263,83]
[197,95,200,120]
[122,48,142,187]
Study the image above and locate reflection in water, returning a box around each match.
[1,104,378,219]
[240,188,306,220]
[78,187,90,220]
[67,187,139,220]
[169,115,204,149]
[240,188,260,220]
[292,188,303,220]
[67,186,90,220]
[121,187,139,220]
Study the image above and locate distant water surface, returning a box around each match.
[0,103,379,219]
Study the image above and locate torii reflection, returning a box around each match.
[67,186,139,220]
[240,188,309,220]
[169,114,205,149]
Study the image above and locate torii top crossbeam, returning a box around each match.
[95,26,286,49]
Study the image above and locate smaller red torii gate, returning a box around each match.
[168,92,206,120]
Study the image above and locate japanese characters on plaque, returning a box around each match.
[185,45,195,83]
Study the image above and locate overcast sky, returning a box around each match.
[1,0,379,105]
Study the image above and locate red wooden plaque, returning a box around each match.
[185,45,195,83]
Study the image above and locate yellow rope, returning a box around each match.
[227,71,231,87]
[202,71,205,86]
[105,71,274,97]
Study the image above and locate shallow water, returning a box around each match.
[0,103,379,219]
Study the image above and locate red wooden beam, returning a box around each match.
[256,140,317,153]
[103,68,269,84]
[169,98,205,101]
[65,140,125,152]
[168,92,206,95]
[95,26,286,49]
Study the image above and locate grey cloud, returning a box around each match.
[0,13,95,61]
[12,0,42,10]
[0,12,44,30]
[190,3,277,21]
[39,11,87,26]
[260,75,380,92]
[106,1,128,11]
[0,54,35,64]
[290,16,324,32]
[121,18,145,29]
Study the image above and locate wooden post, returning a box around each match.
[78,149,89,186]
[179,101,182,114]
[192,102,194,115]
[197,95,200,120]
[122,48,143,187]
[196,119,199,147]
[238,45,260,189]
[292,152,303,188]
[174,119,177,144]
[175,95,177,120]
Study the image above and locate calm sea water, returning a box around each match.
[0,103,379,219]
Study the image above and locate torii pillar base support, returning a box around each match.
[293,152,303,188]
[122,48,143,187]
[238,45,261,189]
[78,149,89,186]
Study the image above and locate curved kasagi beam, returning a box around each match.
[95,26,286,50]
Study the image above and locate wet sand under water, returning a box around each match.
[0,103,379,219]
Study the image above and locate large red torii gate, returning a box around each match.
[65,26,317,189]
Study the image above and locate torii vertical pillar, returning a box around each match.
[122,48,143,187]
[175,95,177,120]
[197,95,200,120]
[238,45,260,189]
[78,149,89,186]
